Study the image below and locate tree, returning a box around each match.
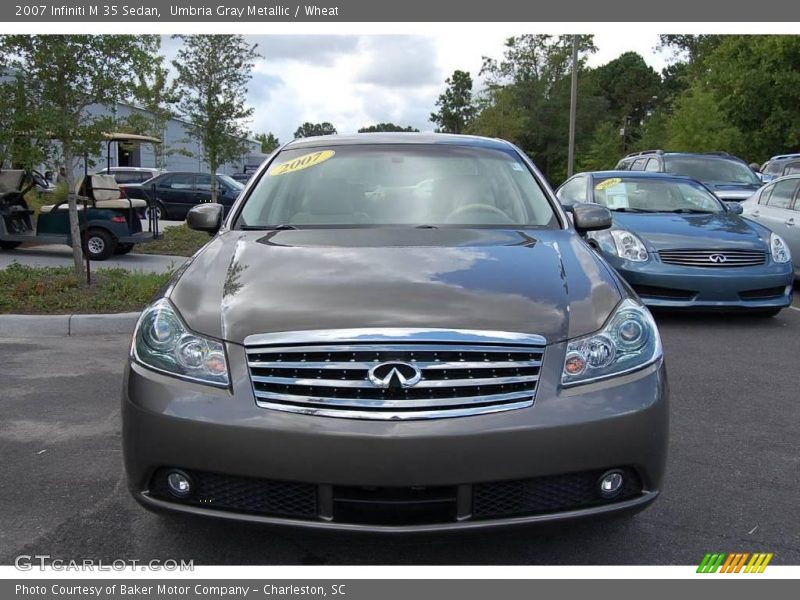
[430,70,476,134]
[172,35,260,202]
[293,122,337,138]
[255,132,280,153]
[467,85,526,143]
[0,35,159,282]
[126,60,182,170]
[358,123,419,133]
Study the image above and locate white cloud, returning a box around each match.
[162,33,667,145]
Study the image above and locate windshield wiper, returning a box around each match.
[414,224,439,229]
[612,207,652,213]
[241,224,297,230]
[667,208,714,214]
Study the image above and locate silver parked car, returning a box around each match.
[122,133,668,531]
[741,174,800,278]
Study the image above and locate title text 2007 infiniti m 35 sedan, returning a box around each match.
[122,133,668,532]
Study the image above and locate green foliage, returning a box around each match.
[664,83,741,153]
[135,224,210,257]
[294,122,338,138]
[430,70,476,134]
[577,121,624,173]
[172,35,260,202]
[255,132,280,153]
[0,263,170,314]
[467,85,526,144]
[0,34,161,281]
[358,123,419,133]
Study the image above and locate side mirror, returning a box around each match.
[187,203,223,234]
[560,202,575,214]
[724,201,743,215]
[572,203,612,232]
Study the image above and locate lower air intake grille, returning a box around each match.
[473,468,642,519]
[150,469,317,518]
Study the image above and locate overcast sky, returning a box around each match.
[161,33,669,145]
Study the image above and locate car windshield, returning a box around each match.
[593,177,724,213]
[219,174,245,190]
[235,144,558,228]
[664,157,761,185]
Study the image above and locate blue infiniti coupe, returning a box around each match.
[556,171,793,315]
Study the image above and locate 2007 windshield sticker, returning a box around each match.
[595,177,622,191]
[268,150,335,176]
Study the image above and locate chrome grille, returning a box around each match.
[659,249,766,267]
[244,329,546,420]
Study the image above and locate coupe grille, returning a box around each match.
[244,330,545,420]
[659,249,766,267]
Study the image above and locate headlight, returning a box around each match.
[562,298,662,386]
[590,229,649,262]
[131,298,229,386]
[770,233,792,264]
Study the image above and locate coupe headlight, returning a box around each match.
[562,298,662,386]
[590,229,649,262]
[770,233,792,264]
[131,298,229,386]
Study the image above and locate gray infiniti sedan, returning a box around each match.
[122,133,669,532]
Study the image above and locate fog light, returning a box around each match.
[598,470,624,498]
[166,470,192,498]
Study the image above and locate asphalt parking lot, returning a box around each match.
[1,296,799,566]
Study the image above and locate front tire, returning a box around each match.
[0,241,21,250]
[83,228,116,261]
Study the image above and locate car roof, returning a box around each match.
[620,151,746,163]
[283,132,513,151]
[768,153,800,161]
[579,170,701,183]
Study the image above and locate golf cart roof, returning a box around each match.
[103,133,162,144]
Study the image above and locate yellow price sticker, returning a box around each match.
[268,150,335,176]
[595,177,623,191]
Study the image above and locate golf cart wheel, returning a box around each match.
[145,202,166,220]
[82,228,116,261]
[115,243,134,255]
[0,241,21,250]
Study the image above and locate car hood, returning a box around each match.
[612,212,769,251]
[704,182,761,201]
[167,228,622,345]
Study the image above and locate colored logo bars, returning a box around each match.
[697,553,773,573]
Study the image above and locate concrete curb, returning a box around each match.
[0,312,140,337]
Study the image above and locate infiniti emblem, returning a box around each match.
[709,254,728,263]
[368,362,422,389]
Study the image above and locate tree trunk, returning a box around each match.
[210,160,218,203]
[63,145,87,284]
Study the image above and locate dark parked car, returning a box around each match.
[556,171,793,314]
[615,150,762,202]
[122,172,244,220]
[123,133,668,531]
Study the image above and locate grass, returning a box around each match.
[135,224,211,257]
[0,263,171,314]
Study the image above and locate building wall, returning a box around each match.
[75,103,261,177]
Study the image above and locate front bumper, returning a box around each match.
[606,255,793,309]
[122,342,669,532]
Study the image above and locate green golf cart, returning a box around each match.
[0,133,161,260]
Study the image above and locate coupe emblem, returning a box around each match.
[709,254,728,263]
[368,362,422,389]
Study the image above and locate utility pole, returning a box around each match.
[567,35,579,177]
